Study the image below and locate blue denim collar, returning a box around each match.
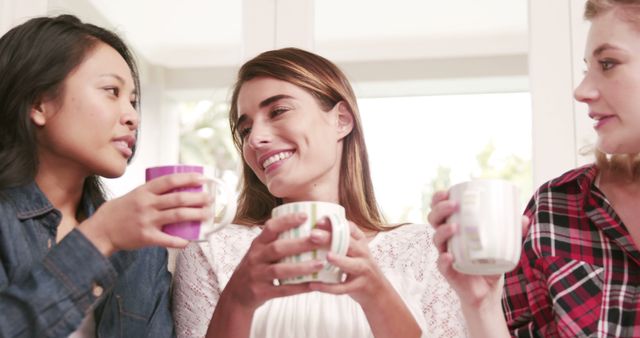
[2,182,54,220]
[1,182,97,221]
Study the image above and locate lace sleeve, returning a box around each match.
[172,242,219,338]
[417,226,468,337]
[372,224,468,338]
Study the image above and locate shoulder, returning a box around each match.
[525,164,596,214]
[534,164,596,196]
[206,223,260,248]
[379,223,433,243]
[0,188,22,219]
[371,223,437,267]
[180,224,259,270]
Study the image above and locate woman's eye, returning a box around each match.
[599,60,616,71]
[105,87,119,96]
[271,107,289,117]
[239,127,252,139]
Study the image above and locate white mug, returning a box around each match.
[446,179,521,275]
[272,201,350,284]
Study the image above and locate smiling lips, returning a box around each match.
[261,151,294,170]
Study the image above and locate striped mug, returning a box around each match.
[272,201,350,284]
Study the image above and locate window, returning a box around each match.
[359,92,532,223]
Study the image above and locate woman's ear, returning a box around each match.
[30,101,47,127]
[334,101,354,139]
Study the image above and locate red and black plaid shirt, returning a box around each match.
[502,164,640,337]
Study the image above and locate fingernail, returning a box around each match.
[316,217,329,226]
[310,229,327,243]
[312,260,324,268]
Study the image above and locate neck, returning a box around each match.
[598,170,640,203]
[35,166,86,218]
[282,182,340,204]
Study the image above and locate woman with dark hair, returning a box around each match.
[0,15,211,337]
[429,0,640,336]
[172,48,466,338]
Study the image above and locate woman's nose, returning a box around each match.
[574,74,599,103]
[121,101,139,130]
[246,121,272,149]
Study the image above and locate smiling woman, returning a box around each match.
[172,48,467,338]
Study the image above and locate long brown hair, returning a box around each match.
[584,0,640,180]
[228,48,387,231]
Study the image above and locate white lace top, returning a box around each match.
[172,223,467,338]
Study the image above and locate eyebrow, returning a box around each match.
[259,94,294,108]
[236,94,294,125]
[592,43,623,57]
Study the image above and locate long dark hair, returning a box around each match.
[0,14,140,206]
[228,48,388,230]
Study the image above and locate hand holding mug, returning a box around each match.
[309,220,392,308]
[220,212,330,311]
[145,165,236,242]
[79,172,211,256]
[428,181,529,308]
[272,201,351,284]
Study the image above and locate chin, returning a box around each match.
[597,138,640,155]
[266,181,294,199]
[98,164,127,179]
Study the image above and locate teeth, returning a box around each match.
[262,151,293,169]
[114,141,129,149]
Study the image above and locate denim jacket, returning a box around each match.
[0,183,175,338]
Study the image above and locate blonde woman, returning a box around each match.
[429,0,640,336]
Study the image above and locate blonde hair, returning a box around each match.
[585,0,640,25]
[228,48,387,231]
[585,0,640,180]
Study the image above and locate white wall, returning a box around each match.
[0,0,47,35]
[0,0,596,195]
[528,0,592,187]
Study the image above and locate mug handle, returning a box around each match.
[202,176,237,237]
[324,214,350,273]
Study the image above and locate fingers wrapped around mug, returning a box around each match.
[223,213,330,309]
[308,222,386,304]
[427,192,458,229]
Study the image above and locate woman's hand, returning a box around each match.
[428,190,528,338]
[207,213,331,338]
[428,190,530,307]
[220,212,330,311]
[308,220,388,305]
[79,173,212,255]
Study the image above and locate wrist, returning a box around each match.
[358,278,397,311]
[460,296,510,338]
[78,219,116,257]
[208,290,256,337]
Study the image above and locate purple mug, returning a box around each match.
[145,165,236,241]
